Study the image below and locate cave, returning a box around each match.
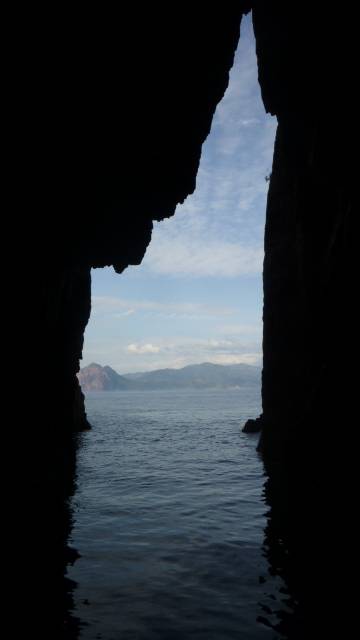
[13,2,356,638]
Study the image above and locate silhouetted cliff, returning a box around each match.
[11,2,356,637]
[253,4,356,458]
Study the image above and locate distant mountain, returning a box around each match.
[122,362,260,389]
[78,363,136,392]
[78,362,260,392]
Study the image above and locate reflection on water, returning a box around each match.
[258,471,301,638]
[25,428,83,638]
[60,433,83,639]
[60,390,308,639]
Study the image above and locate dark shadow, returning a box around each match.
[61,432,83,639]
[27,429,83,639]
[257,460,305,639]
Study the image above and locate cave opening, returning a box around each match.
[69,15,282,639]
[81,13,275,389]
[10,1,356,637]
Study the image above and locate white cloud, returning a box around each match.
[92,296,234,317]
[240,118,261,127]
[143,236,263,277]
[83,335,262,372]
[127,343,161,354]
[208,353,261,366]
[112,308,135,318]
[217,323,262,336]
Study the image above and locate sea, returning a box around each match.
[67,388,291,639]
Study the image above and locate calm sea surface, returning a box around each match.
[68,389,288,639]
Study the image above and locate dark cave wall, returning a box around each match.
[252,3,356,456]
[38,1,355,459]
[32,4,249,442]
[261,111,355,452]
[252,9,356,631]
[14,4,357,635]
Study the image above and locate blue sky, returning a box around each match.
[83,15,276,374]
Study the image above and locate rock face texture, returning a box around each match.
[12,2,356,636]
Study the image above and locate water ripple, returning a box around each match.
[68,389,288,639]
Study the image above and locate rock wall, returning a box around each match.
[10,4,355,457]
[22,3,249,449]
[252,3,356,459]
[11,3,356,635]
[19,0,355,523]
[252,5,356,634]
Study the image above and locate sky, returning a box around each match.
[82,15,277,375]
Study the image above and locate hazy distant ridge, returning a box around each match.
[77,363,135,391]
[78,362,260,392]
